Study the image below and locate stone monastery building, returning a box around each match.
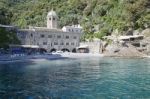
[17,10,83,52]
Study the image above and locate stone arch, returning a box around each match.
[50,48,57,52]
[40,48,47,52]
[61,48,70,52]
[72,48,76,53]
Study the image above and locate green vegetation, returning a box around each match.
[0,27,20,49]
[0,0,150,40]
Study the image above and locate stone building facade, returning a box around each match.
[17,10,82,52]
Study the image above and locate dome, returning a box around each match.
[47,10,57,17]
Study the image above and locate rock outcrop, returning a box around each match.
[103,28,150,57]
[104,43,145,57]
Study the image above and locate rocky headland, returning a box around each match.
[102,28,150,58]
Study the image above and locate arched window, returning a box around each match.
[50,48,56,52]
[61,48,70,52]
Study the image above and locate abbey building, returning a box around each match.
[17,10,83,52]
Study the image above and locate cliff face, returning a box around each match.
[103,28,150,57]
[141,28,150,55]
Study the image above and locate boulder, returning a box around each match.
[142,28,150,37]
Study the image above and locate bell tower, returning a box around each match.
[47,9,58,29]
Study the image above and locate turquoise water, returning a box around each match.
[0,57,150,99]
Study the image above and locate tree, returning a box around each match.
[0,27,20,49]
[0,0,149,39]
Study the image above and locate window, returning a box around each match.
[41,34,45,38]
[66,42,69,45]
[57,35,61,38]
[54,42,58,45]
[66,36,69,39]
[53,18,55,20]
[43,42,47,45]
[49,18,51,20]
[53,34,56,37]
[48,35,52,38]
[31,33,33,37]
[71,43,74,45]
[60,42,64,45]
[73,36,77,39]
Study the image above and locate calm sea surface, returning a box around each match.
[0,57,150,99]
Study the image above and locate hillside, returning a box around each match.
[0,0,150,39]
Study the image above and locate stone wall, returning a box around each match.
[18,29,81,52]
[80,40,103,53]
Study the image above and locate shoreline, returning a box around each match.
[0,53,149,63]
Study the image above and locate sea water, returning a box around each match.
[0,57,150,99]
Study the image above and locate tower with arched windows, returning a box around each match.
[47,9,58,29]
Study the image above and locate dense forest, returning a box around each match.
[0,27,20,48]
[0,0,150,39]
